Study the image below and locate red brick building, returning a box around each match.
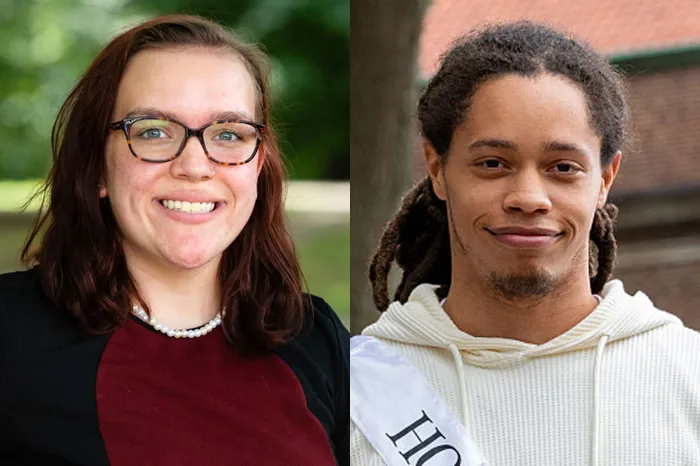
[416,0,700,327]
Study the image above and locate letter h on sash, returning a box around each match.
[386,411,462,465]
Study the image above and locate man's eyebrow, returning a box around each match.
[123,107,255,123]
[468,138,518,151]
[542,141,592,158]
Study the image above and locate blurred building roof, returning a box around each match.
[419,0,700,77]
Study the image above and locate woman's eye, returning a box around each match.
[140,129,166,139]
[213,131,241,142]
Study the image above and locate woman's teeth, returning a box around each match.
[160,200,216,213]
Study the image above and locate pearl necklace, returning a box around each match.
[131,305,223,339]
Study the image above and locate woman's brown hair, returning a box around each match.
[21,14,307,354]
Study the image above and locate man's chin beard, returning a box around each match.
[487,271,557,301]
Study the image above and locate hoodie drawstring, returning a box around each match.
[449,331,610,466]
[448,342,469,427]
[591,334,609,466]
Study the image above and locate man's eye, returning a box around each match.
[480,159,503,169]
[552,163,579,173]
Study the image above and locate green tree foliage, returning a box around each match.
[0,0,349,180]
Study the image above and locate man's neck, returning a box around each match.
[125,250,222,330]
[442,272,600,345]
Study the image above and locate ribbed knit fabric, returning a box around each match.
[350,280,700,465]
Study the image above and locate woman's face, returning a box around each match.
[101,46,263,271]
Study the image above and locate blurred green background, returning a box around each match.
[0,1,349,325]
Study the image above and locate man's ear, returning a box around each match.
[424,140,446,201]
[597,151,621,208]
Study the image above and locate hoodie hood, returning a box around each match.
[363,280,681,369]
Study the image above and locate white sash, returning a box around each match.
[350,335,488,466]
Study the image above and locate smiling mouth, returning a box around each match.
[159,199,223,214]
[485,227,563,249]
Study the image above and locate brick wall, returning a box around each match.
[611,64,700,329]
[613,64,700,195]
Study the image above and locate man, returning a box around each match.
[351,21,700,466]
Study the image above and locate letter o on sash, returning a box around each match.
[417,444,462,466]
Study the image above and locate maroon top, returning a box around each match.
[96,318,336,465]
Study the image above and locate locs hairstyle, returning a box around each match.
[22,15,307,354]
[370,21,631,311]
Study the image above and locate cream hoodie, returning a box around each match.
[351,280,700,465]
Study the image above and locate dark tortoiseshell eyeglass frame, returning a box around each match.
[107,116,265,166]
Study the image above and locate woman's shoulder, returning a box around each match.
[0,267,47,319]
[305,294,348,336]
[0,268,56,382]
[286,294,349,360]
[275,294,349,462]
[0,266,85,344]
[274,293,349,398]
[0,267,41,293]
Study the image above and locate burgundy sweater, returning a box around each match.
[0,269,349,465]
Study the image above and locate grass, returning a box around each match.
[291,214,349,326]
[0,222,29,272]
[0,180,46,212]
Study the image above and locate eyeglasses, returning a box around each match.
[108,116,265,165]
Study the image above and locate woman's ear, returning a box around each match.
[256,144,265,176]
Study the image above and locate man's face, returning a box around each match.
[427,73,620,300]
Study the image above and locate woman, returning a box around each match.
[0,15,348,466]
